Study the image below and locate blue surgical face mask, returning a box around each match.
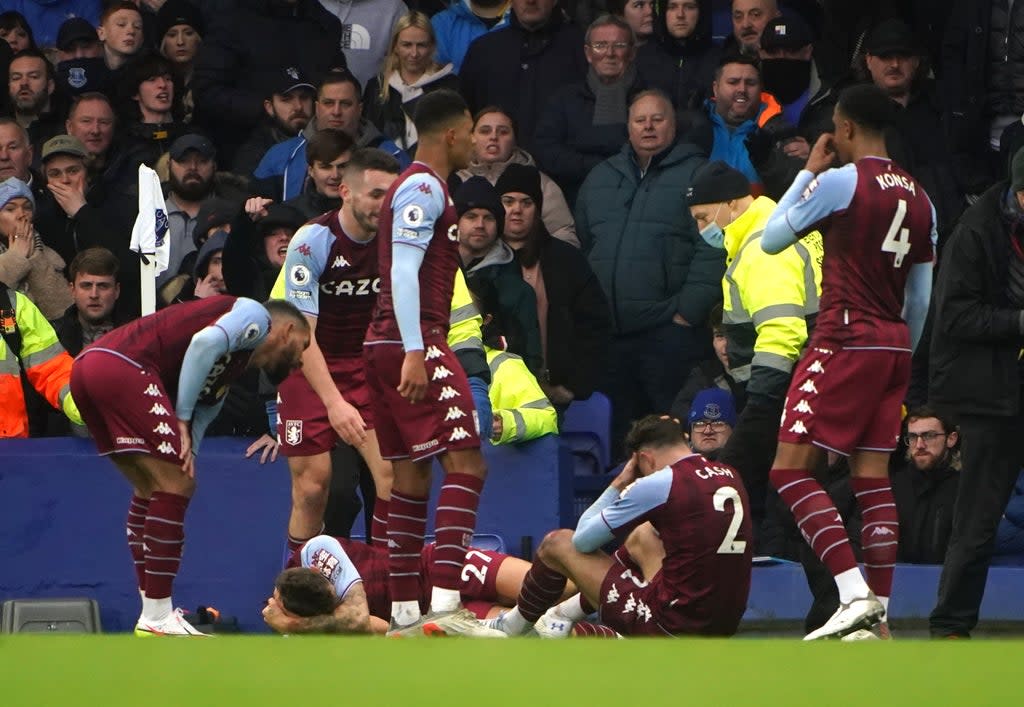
[699,204,726,249]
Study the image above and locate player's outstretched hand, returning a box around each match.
[245,197,273,222]
[397,350,427,403]
[805,133,837,175]
[328,398,367,446]
[246,433,280,464]
[177,420,195,478]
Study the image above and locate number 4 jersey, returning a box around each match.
[784,157,936,350]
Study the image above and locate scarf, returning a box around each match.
[586,64,636,126]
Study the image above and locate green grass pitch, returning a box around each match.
[2,636,1020,706]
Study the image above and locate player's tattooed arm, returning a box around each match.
[287,583,372,635]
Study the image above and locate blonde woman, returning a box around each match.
[362,12,459,155]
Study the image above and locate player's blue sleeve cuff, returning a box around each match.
[762,170,815,254]
[573,487,620,552]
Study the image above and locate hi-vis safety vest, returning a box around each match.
[0,288,82,437]
[485,347,557,445]
[721,196,824,400]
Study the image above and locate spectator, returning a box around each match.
[455,175,542,373]
[459,0,587,151]
[758,13,819,143]
[223,201,304,301]
[861,18,964,247]
[54,18,111,98]
[534,15,642,209]
[607,0,653,47]
[0,177,71,320]
[451,106,577,246]
[670,304,746,421]
[320,0,409,88]
[927,146,1024,639]
[0,2,99,51]
[363,12,460,155]
[497,162,610,413]
[155,0,205,124]
[468,275,558,446]
[0,285,81,439]
[942,0,1024,197]
[685,160,822,536]
[728,0,780,55]
[190,229,229,299]
[687,387,736,459]
[121,52,188,166]
[576,89,722,452]
[431,0,509,73]
[64,91,146,192]
[0,11,35,54]
[285,127,352,220]
[253,70,408,201]
[892,406,961,565]
[52,247,123,357]
[8,49,62,154]
[191,0,347,161]
[98,2,145,72]
[233,67,316,177]
[634,0,720,111]
[33,134,141,320]
[160,134,221,288]
[688,53,803,199]
[0,119,39,198]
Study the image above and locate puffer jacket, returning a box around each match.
[576,141,723,334]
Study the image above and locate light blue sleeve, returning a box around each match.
[392,245,427,352]
[301,535,364,600]
[190,398,226,455]
[175,298,271,421]
[390,173,446,250]
[903,261,933,352]
[762,166,857,254]
[572,470,673,553]
[282,223,333,317]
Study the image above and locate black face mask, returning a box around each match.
[760,58,812,105]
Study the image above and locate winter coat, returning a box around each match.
[452,147,578,246]
[892,457,959,564]
[533,75,644,208]
[576,140,723,334]
[929,182,1024,416]
[634,0,719,111]
[431,0,509,73]
[234,120,299,177]
[459,9,587,151]
[362,67,460,154]
[0,233,70,320]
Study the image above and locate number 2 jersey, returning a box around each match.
[781,157,936,350]
[276,209,378,359]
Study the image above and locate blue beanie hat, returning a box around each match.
[688,388,737,428]
[0,177,34,210]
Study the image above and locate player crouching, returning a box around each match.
[485,415,753,638]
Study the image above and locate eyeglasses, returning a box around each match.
[587,42,631,54]
[692,420,728,432]
[904,431,946,445]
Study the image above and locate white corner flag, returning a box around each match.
[129,164,170,316]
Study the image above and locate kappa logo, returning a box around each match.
[387,539,400,549]
[443,406,466,422]
[153,422,174,436]
[432,365,453,381]
[297,243,312,257]
[606,585,620,604]
[333,255,351,269]
[623,594,636,615]
[438,386,460,401]
[425,345,443,361]
[635,599,652,623]
[788,420,809,435]
[144,383,161,397]
[799,380,818,395]
[156,441,176,455]
[793,400,814,415]
[149,403,170,416]
[449,427,471,441]
[284,420,303,446]
[807,360,825,374]
[870,526,896,537]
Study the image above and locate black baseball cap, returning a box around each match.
[268,66,316,98]
[56,17,99,52]
[760,13,815,52]
[864,19,922,57]
[169,134,216,161]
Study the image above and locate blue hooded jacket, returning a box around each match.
[431,0,507,74]
[3,0,100,49]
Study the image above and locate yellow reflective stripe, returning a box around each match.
[488,351,515,370]
[451,336,483,352]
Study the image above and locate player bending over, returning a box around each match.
[485,415,753,637]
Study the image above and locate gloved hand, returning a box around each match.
[468,376,493,441]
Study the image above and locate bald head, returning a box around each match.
[628,91,676,161]
[732,0,780,53]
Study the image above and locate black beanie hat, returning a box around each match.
[454,176,505,235]
[686,161,751,206]
[156,0,205,40]
[495,163,543,211]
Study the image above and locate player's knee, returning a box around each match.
[537,529,573,564]
[152,474,195,497]
[292,474,330,509]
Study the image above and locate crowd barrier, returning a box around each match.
[2,437,1021,633]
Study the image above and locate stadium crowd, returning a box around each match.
[1,0,1023,640]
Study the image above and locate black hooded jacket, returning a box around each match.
[635,0,720,110]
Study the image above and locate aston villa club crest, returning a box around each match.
[68,67,87,89]
[284,420,303,446]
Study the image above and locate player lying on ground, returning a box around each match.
[484,415,753,637]
[261,536,619,636]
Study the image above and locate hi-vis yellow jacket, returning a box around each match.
[721,196,823,401]
[485,346,557,445]
[0,288,82,437]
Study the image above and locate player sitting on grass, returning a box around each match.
[484,415,753,637]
